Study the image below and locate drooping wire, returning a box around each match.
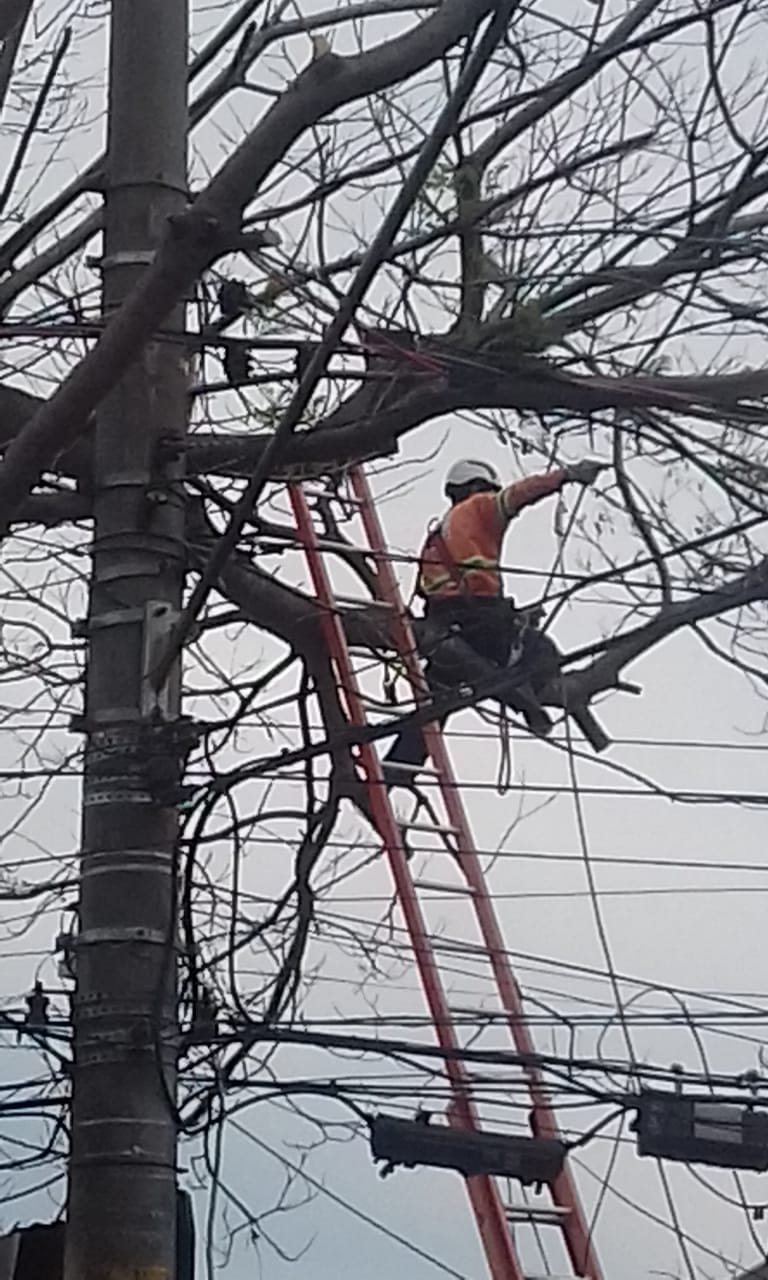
[562,705,697,1280]
[229,1119,474,1280]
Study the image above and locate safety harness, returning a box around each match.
[385,519,464,704]
[420,518,467,597]
[417,516,502,600]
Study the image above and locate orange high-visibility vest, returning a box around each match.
[418,470,566,599]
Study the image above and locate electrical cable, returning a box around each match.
[229,1118,474,1280]
[563,706,697,1279]
[155,0,523,681]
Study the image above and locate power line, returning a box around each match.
[244,773,768,804]
[260,724,768,751]
[229,1119,474,1280]
[188,1023,768,1099]
[190,836,768,877]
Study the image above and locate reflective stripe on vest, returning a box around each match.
[418,554,500,596]
[417,500,505,598]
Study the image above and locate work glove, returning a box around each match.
[564,458,607,487]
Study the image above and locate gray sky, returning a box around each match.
[201,426,768,1280]
[2,3,768,1279]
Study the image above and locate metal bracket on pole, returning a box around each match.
[75,926,171,946]
[56,930,77,981]
[70,606,144,640]
[79,849,174,879]
[84,787,155,807]
[95,250,157,270]
[0,1232,20,1280]
[141,600,181,721]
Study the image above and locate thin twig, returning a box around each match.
[152,0,521,688]
[0,27,72,220]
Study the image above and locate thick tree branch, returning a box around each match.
[4,340,768,499]
[159,1,517,680]
[551,558,768,710]
[471,0,663,171]
[197,552,768,785]
[0,0,32,114]
[546,177,768,332]
[10,491,90,525]
[191,494,768,744]
[0,0,497,529]
[0,1,283,274]
[186,498,389,653]
[218,545,391,654]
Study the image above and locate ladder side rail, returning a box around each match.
[288,483,525,1280]
[350,467,602,1280]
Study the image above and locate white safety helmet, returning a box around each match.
[444,458,501,495]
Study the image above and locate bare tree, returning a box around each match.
[2,0,768,1274]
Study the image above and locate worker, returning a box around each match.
[382,456,606,784]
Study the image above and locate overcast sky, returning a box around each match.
[2,3,768,1279]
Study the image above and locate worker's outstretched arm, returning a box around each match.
[498,469,566,519]
[499,460,606,520]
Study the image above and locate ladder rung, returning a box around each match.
[382,761,442,777]
[302,489,367,507]
[412,879,477,896]
[504,1205,571,1225]
[292,476,601,1280]
[335,593,395,608]
[400,820,460,836]
[431,939,488,957]
[318,539,374,557]
[257,536,371,556]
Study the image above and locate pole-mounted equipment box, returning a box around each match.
[370,1114,566,1184]
[635,1091,768,1171]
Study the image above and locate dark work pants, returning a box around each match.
[383,597,517,775]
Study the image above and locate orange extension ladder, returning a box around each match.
[289,467,602,1280]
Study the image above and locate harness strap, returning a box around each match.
[426,520,468,595]
[419,517,501,598]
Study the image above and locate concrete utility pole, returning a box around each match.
[64,1,189,1277]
